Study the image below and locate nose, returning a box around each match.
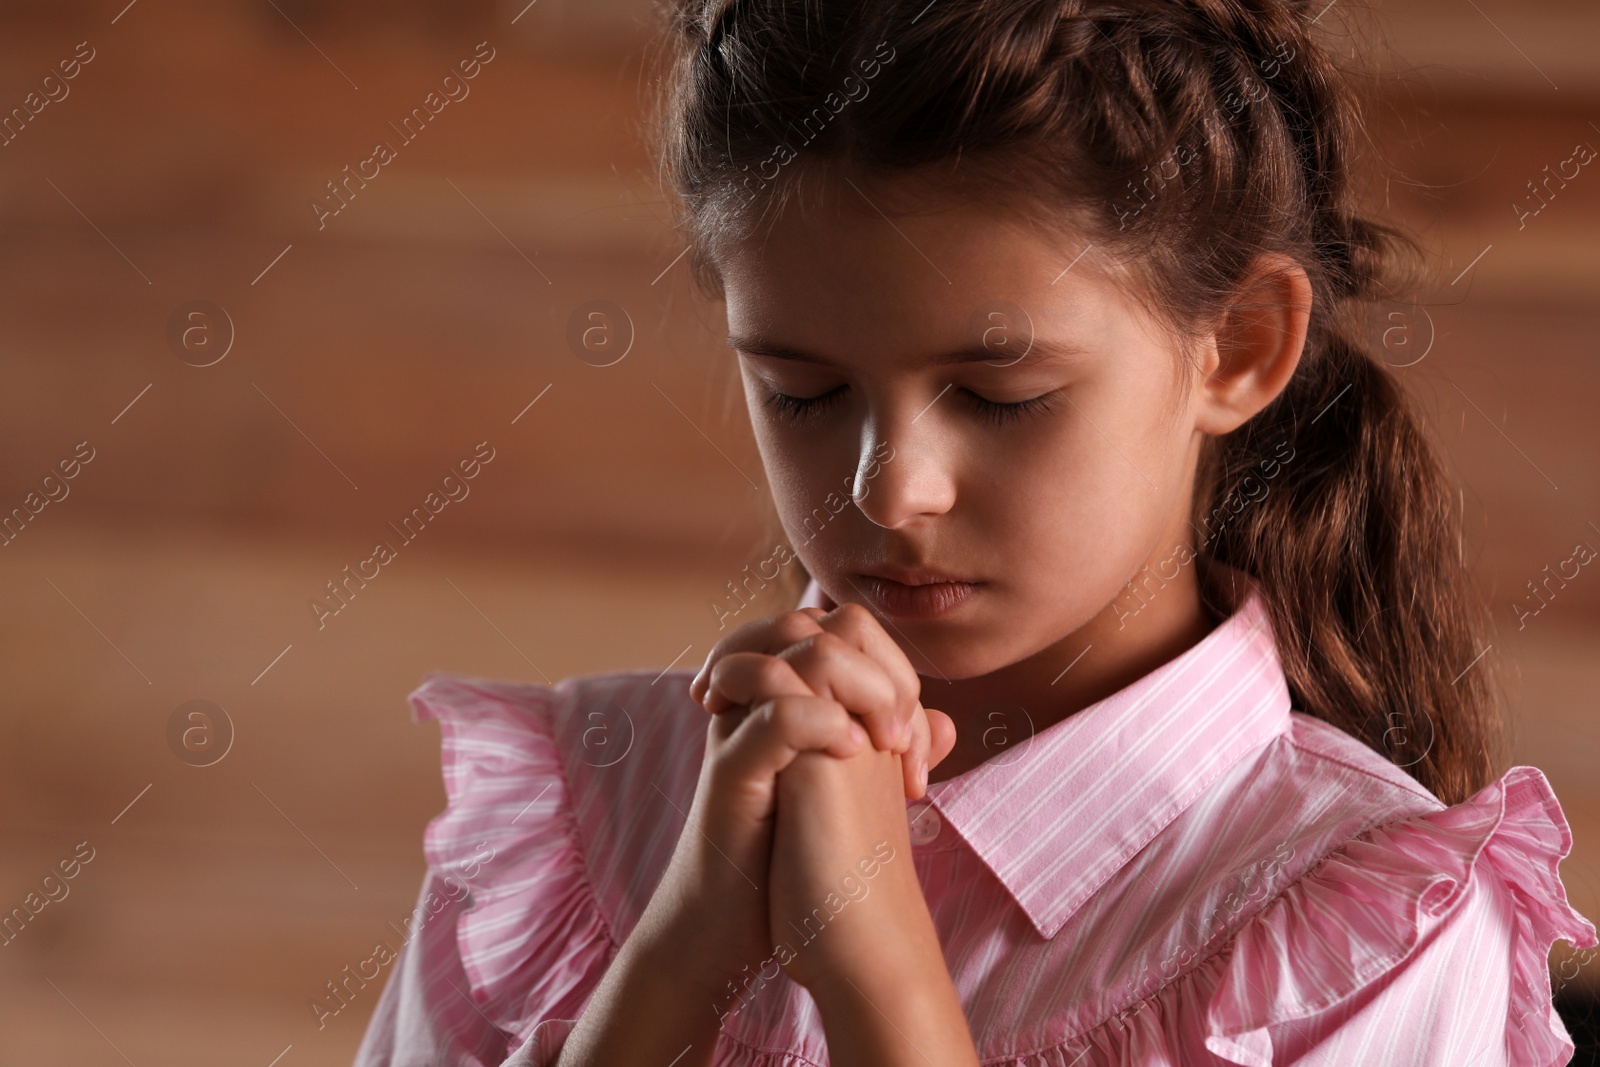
[850,417,957,529]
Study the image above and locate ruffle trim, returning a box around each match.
[498,1020,835,1067]
[410,676,1596,1067]
[1203,764,1598,1067]
[410,672,616,1040]
[500,1019,578,1067]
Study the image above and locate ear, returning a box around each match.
[1193,253,1312,436]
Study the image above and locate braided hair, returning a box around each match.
[647,0,1503,803]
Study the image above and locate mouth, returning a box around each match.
[856,569,982,620]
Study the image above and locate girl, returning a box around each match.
[353,0,1597,1064]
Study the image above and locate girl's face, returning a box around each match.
[718,179,1219,682]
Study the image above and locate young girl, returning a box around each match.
[353,0,1597,1063]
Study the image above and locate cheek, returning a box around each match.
[1056,369,1192,501]
[997,459,1132,569]
[742,379,801,477]
[976,392,1180,579]
[746,422,839,535]
[739,372,860,515]
[972,407,1130,518]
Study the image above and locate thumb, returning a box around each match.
[924,707,958,769]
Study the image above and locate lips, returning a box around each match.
[861,566,977,586]
[855,569,981,619]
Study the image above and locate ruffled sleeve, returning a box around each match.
[350,866,520,1067]
[410,672,617,1065]
[1203,764,1597,1066]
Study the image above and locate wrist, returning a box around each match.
[779,836,938,993]
[635,886,766,1008]
[637,907,737,999]
[809,939,977,1067]
[560,919,724,1067]
[806,910,947,1009]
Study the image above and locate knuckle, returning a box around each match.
[702,633,737,664]
[695,639,729,673]
[832,601,876,628]
[705,650,736,683]
[762,695,842,745]
[841,603,888,640]
[823,604,873,645]
[888,666,921,717]
[797,629,849,664]
[759,696,797,735]
[703,653,748,698]
[770,610,823,645]
[751,654,793,694]
[780,639,856,698]
[697,630,752,681]
[709,617,763,657]
[759,695,812,740]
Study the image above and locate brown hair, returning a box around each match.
[647,0,1504,803]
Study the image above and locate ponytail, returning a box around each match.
[1195,320,1504,803]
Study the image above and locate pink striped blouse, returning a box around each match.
[352,564,1596,1066]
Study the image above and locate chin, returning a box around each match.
[890,631,1014,682]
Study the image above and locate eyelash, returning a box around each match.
[763,386,1058,427]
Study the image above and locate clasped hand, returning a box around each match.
[685,602,957,996]
[556,601,979,1067]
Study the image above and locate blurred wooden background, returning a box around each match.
[0,0,1596,1063]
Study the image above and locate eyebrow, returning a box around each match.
[725,334,1091,366]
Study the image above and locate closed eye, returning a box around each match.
[962,387,1060,426]
[763,386,846,422]
[762,385,1059,426]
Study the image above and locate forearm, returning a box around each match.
[809,922,979,1067]
[555,912,728,1067]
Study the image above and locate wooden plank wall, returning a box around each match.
[0,1,1596,1063]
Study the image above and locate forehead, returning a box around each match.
[712,174,1137,365]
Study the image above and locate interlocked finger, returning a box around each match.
[689,608,829,706]
[711,694,870,788]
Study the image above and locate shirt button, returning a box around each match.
[908,801,942,846]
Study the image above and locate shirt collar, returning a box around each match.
[795,560,1292,940]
